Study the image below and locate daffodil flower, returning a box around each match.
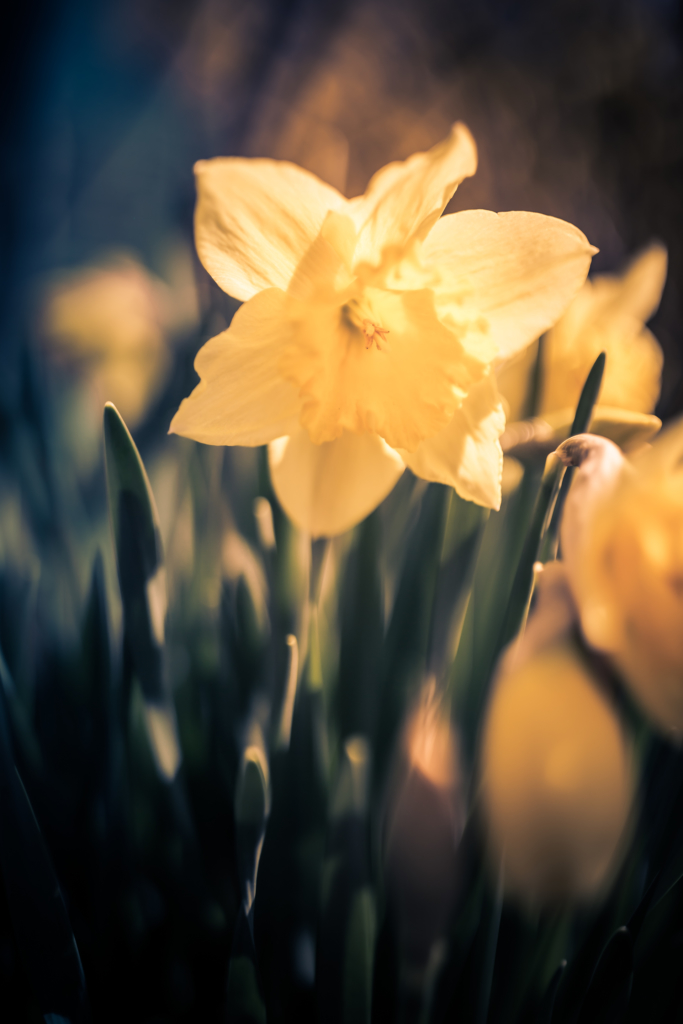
[170,124,596,536]
[498,243,667,453]
[558,424,683,739]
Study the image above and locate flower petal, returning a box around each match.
[424,210,596,362]
[169,289,301,445]
[348,123,477,269]
[268,428,405,537]
[194,158,348,302]
[616,242,668,324]
[399,375,505,509]
[541,245,666,416]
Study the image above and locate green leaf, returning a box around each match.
[536,960,566,1024]
[226,946,266,1024]
[576,927,632,1024]
[499,351,607,648]
[336,512,384,741]
[317,738,373,1024]
[537,350,606,564]
[429,492,488,686]
[343,887,376,1024]
[0,651,89,1023]
[235,732,270,914]
[373,483,450,795]
[103,402,181,781]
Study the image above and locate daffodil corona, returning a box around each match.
[171,124,596,536]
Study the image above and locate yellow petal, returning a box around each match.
[169,289,301,445]
[348,123,477,270]
[541,245,667,416]
[268,428,405,537]
[613,242,668,324]
[280,287,486,451]
[423,210,596,361]
[194,158,348,302]
[399,375,505,509]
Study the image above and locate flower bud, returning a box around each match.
[480,564,634,905]
[383,683,466,972]
[560,421,683,738]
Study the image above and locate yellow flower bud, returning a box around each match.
[480,566,633,905]
[562,420,683,738]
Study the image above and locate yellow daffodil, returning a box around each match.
[170,124,596,536]
[498,243,667,453]
[481,563,634,905]
[41,253,177,428]
[558,423,683,739]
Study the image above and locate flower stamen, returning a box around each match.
[362,319,390,351]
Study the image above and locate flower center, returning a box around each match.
[342,299,390,351]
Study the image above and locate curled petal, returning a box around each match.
[169,290,301,446]
[194,158,348,302]
[348,123,478,269]
[424,210,597,362]
[399,375,505,509]
[268,428,405,537]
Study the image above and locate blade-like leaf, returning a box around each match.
[103,402,180,781]
[0,648,89,1023]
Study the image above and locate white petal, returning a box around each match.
[194,158,348,301]
[400,375,505,509]
[424,210,597,361]
[169,289,301,446]
[348,123,477,268]
[268,428,405,537]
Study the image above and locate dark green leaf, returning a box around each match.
[576,927,632,1024]
[0,652,89,1023]
[103,402,181,781]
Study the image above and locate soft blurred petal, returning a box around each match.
[348,123,477,268]
[482,635,633,904]
[41,253,172,428]
[563,419,683,738]
[268,428,405,537]
[194,157,348,302]
[170,289,301,445]
[541,243,667,415]
[424,210,596,362]
[614,242,668,323]
[400,375,505,509]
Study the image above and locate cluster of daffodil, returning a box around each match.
[133,120,683,1020]
[170,123,675,897]
[8,122,682,1023]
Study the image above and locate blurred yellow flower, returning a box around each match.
[41,251,195,428]
[498,243,667,450]
[481,563,633,905]
[559,423,683,739]
[170,124,595,536]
